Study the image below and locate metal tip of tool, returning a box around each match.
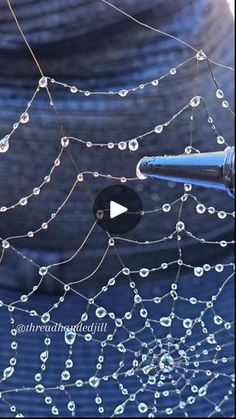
[136,147,235,198]
[136,158,148,180]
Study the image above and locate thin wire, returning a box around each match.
[100,0,198,53]
[6,0,89,182]
[100,0,235,71]
[208,57,235,72]
[6,0,44,77]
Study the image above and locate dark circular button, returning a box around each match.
[93,185,143,234]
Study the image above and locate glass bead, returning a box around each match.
[128,139,139,151]
[216,89,224,99]
[41,312,50,324]
[89,376,100,388]
[196,49,207,61]
[159,354,174,372]
[183,318,193,328]
[162,204,171,212]
[65,329,76,345]
[35,384,45,393]
[160,317,171,327]
[190,96,201,107]
[77,173,84,182]
[0,138,9,153]
[154,124,163,134]
[20,112,29,124]
[95,307,107,318]
[176,221,185,231]
[33,187,40,195]
[61,137,70,147]
[138,403,148,413]
[118,90,128,97]
[196,204,206,214]
[118,141,127,150]
[70,86,78,93]
[122,267,130,275]
[19,197,28,206]
[2,240,10,249]
[39,77,48,88]
[184,183,192,192]
[139,268,149,277]
[151,79,159,86]
[170,68,177,75]
[217,135,225,144]
[194,267,203,277]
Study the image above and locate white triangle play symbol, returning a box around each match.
[110,201,128,219]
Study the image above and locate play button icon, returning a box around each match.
[93,185,143,234]
[110,201,128,219]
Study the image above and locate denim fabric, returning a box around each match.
[0,259,234,417]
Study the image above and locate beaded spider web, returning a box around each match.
[0,0,235,417]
